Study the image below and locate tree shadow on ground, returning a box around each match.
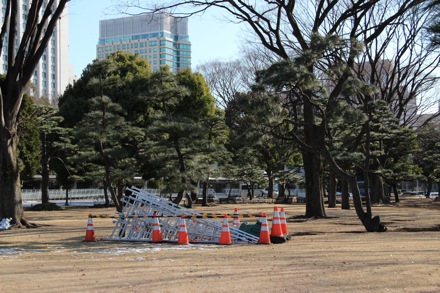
[395,224,440,232]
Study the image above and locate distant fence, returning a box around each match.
[21,189,160,202]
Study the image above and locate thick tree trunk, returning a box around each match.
[303,150,326,218]
[0,128,29,227]
[303,97,326,218]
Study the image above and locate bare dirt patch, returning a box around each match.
[1,196,439,293]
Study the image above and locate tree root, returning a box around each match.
[18,218,39,228]
[365,215,387,232]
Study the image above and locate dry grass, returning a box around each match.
[1,196,439,293]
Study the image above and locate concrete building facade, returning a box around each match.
[97,13,191,73]
[0,0,71,104]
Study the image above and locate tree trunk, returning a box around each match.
[392,184,399,203]
[320,147,387,232]
[173,190,184,205]
[341,179,350,210]
[303,150,326,218]
[371,174,385,203]
[267,170,275,198]
[0,127,29,227]
[186,192,195,208]
[202,180,208,206]
[117,179,124,203]
[104,162,122,212]
[426,180,432,198]
[41,132,50,204]
[327,173,336,208]
[349,177,387,232]
[65,188,69,206]
[103,180,110,206]
[303,97,326,218]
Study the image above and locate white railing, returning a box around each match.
[22,188,161,202]
[21,189,105,201]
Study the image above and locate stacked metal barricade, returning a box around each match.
[105,186,259,244]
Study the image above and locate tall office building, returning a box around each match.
[0,0,71,104]
[97,13,191,72]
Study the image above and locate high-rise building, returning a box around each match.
[97,13,191,72]
[0,0,71,104]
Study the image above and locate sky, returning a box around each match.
[68,0,245,77]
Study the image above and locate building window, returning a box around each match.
[160,40,173,47]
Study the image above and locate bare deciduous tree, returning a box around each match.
[0,0,69,227]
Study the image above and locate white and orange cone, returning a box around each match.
[219,214,232,245]
[280,207,288,235]
[258,213,271,244]
[152,212,163,242]
[177,214,189,245]
[232,207,240,227]
[84,214,96,242]
[271,206,284,237]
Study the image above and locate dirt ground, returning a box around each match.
[1,196,440,293]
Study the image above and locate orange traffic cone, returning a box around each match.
[232,207,240,227]
[177,214,189,245]
[219,214,232,245]
[271,206,284,237]
[280,207,288,235]
[258,213,271,244]
[84,214,96,242]
[152,212,163,242]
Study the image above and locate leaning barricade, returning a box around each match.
[104,186,260,244]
